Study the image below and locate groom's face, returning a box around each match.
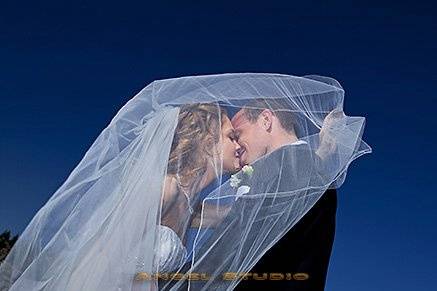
[231,109,271,166]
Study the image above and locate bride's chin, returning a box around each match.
[233,159,241,171]
[223,163,240,174]
[221,159,242,174]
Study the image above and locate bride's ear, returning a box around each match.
[259,109,273,133]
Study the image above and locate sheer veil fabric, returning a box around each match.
[0,73,371,290]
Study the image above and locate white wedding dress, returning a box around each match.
[154,225,188,273]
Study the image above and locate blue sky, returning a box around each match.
[1,1,436,290]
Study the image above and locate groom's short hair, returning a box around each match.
[241,98,296,134]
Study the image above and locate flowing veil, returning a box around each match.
[0,73,371,290]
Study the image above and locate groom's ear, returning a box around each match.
[259,109,273,133]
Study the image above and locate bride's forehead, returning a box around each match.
[221,117,239,136]
[221,116,233,129]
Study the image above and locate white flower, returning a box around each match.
[242,165,254,177]
[230,174,241,188]
[235,185,251,201]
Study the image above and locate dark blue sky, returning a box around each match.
[1,1,436,290]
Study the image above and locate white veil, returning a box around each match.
[0,73,371,291]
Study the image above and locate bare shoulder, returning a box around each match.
[162,175,179,203]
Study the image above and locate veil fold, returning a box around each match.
[0,73,371,291]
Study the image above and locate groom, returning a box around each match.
[229,99,337,290]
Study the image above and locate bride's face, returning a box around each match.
[219,115,241,173]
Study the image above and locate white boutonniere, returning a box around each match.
[235,185,251,201]
[230,174,242,189]
[230,165,254,189]
[241,165,254,177]
[231,165,254,200]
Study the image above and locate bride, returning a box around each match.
[156,103,240,273]
[0,102,242,291]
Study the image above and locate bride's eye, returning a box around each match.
[228,131,237,141]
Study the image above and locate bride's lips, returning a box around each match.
[233,159,241,170]
[238,148,247,167]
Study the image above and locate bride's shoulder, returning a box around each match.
[162,175,179,202]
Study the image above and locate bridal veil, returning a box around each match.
[0,73,371,290]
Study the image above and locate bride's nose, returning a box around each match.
[233,140,241,154]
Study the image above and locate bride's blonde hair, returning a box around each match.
[167,103,227,192]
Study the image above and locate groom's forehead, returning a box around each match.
[231,110,248,129]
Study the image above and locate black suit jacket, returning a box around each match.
[235,142,337,291]
[235,190,337,291]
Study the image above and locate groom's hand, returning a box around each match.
[316,109,345,160]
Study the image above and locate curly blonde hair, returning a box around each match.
[167,103,227,192]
